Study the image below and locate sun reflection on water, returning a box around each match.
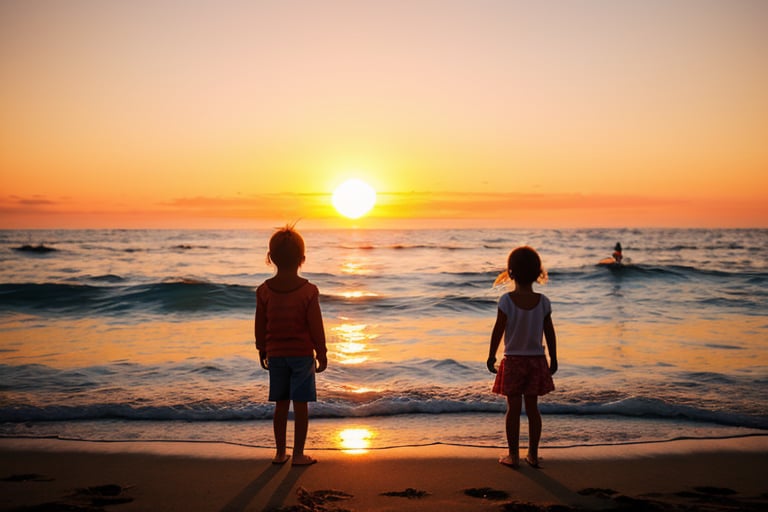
[338,428,374,454]
[339,290,379,299]
[349,386,378,394]
[340,261,371,275]
[331,322,377,364]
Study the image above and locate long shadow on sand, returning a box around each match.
[517,465,602,510]
[219,463,308,512]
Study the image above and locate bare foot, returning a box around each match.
[525,454,541,468]
[272,453,290,465]
[291,454,317,466]
[498,455,519,469]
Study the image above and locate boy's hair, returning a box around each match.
[507,246,548,285]
[267,225,305,268]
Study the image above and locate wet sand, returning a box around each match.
[1,436,766,511]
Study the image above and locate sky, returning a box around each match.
[1,0,767,229]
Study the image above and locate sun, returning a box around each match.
[332,179,376,219]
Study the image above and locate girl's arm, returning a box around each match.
[543,313,558,375]
[307,292,328,373]
[487,309,507,373]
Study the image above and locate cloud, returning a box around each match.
[374,191,682,218]
[162,193,333,219]
[0,195,59,211]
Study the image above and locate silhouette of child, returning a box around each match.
[255,225,327,465]
[487,246,558,469]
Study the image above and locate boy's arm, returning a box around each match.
[307,292,327,373]
[254,297,268,369]
[487,309,506,373]
[543,313,558,375]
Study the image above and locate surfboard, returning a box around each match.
[598,257,631,268]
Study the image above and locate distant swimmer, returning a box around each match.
[598,242,624,267]
[612,242,623,264]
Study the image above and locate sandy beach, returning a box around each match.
[1,436,766,511]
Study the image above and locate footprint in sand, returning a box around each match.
[380,488,430,499]
[464,487,510,501]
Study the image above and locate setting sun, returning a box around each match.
[332,179,377,219]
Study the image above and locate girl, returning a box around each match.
[487,246,557,469]
[255,225,327,466]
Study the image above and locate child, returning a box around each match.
[255,225,327,466]
[487,246,557,469]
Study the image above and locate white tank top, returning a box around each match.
[498,293,551,356]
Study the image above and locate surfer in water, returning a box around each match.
[612,243,623,264]
[598,242,625,267]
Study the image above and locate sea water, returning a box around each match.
[1,228,766,452]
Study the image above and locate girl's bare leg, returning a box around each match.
[524,394,542,464]
[503,395,523,466]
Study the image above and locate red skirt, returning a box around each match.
[492,356,555,396]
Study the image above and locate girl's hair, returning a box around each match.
[267,224,305,268]
[507,246,548,285]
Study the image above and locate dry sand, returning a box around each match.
[1,436,766,511]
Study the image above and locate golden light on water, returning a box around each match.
[333,322,371,341]
[331,322,377,365]
[336,341,367,354]
[340,261,370,275]
[349,386,379,394]
[339,290,379,299]
[336,355,369,365]
[338,428,374,454]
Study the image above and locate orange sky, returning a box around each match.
[1,1,766,229]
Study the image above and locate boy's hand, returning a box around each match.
[549,358,558,375]
[315,355,327,373]
[258,350,268,370]
[486,356,497,374]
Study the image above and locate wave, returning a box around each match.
[1,260,765,317]
[12,244,57,253]
[432,266,733,293]
[0,280,491,316]
[0,280,256,316]
[337,243,472,251]
[2,359,766,430]
[2,395,765,430]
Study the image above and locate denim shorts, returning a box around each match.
[268,356,317,402]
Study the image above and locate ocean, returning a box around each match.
[1,228,766,453]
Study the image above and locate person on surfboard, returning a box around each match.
[612,242,623,264]
[598,242,625,266]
